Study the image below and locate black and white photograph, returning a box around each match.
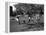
[9,2,44,32]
